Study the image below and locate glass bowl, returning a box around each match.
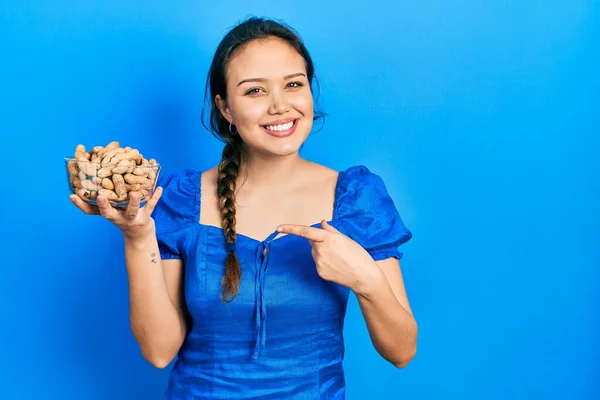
[65,156,161,209]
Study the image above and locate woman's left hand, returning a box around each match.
[276,220,383,294]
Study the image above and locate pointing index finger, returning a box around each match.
[276,224,326,242]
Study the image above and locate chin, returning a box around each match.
[262,144,302,157]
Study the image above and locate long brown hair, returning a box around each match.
[201,17,323,302]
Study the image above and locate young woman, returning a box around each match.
[71,17,417,399]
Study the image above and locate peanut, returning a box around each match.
[124,173,150,185]
[76,188,91,199]
[111,149,140,164]
[133,166,152,176]
[80,179,99,191]
[67,160,78,175]
[77,158,98,176]
[97,166,113,178]
[111,160,131,175]
[96,141,118,159]
[98,189,119,201]
[112,174,126,198]
[68,160,78,186]
[124,182,153,191]
[140,180,154,190]
[102,178,114,190]
[101,147,126,165]
[74,144,90,160]
[128,190,143,199]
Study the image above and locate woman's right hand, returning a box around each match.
[70,188,163,242]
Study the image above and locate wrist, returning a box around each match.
[352,263,386,299]
[122,228,156,249]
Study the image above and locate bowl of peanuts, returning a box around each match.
[66,141,161,208]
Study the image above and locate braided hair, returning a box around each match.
[217,136,244,301]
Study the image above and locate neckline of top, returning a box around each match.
[195,167,347,245]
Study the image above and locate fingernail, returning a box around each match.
[277,226,284,232]
[97,197,104,205]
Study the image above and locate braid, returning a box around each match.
[217,138,243,302]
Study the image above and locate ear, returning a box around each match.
[215,95,233,124]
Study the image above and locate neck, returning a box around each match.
[239,151,305,189]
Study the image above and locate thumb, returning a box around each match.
[320,219,339,233]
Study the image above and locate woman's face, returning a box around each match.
[217,37,314,157]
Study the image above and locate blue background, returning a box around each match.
[1,1,598,399]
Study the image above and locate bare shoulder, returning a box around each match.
[201,166,219,185]
[199,166,220,226]
[301,160,339,185]
[297,161,340,199]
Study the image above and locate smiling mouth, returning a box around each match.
[261,119,298,132]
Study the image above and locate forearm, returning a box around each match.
[355,267,418,368]
[124,234,186,366]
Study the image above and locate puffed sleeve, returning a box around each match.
[151,169,199,260]
[336,165,413,261]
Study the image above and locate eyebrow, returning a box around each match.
[237,72,306,87]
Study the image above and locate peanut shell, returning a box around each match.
[76,188,91,199]
[80,179,98,191]
[101,147,126,165]
[102,178,114,190]
[111,160,131,175]
[74,144,89,160]
[111,149,140,164]
[98,189,119,201]
[97,167,113,178]
[96,141,118,159]
[112,174,126,198]
[133,166,152,176]
[124,173,149,184]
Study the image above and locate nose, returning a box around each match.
[268,90,291,115]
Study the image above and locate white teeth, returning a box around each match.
[265,121,294,131]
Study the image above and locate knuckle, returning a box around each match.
[100,210,113,219]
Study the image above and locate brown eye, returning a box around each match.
[287,81,303,88]
[245,88,263,95]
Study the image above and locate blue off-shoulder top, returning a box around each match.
[152,165,412,400]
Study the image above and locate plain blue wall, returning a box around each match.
[1,1,598,399]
